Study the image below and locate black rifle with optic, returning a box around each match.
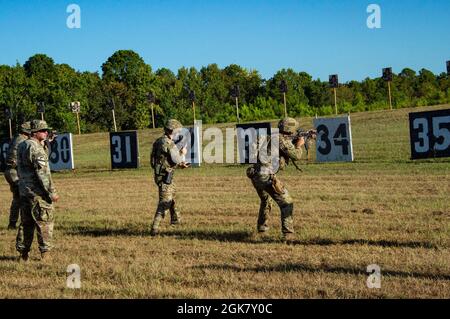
[288,128,317,171]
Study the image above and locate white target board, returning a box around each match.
[313,116,354,162]
[49,133,75,170]
[179,121,202,167]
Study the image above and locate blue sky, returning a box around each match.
[0,0,449,82]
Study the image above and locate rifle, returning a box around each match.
[48,130,58,142]
[292,128,317,147]
[44,130,58,154]
[294,128,317,156]
[288,128,317,172]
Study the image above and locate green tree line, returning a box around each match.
[1,50,449,136]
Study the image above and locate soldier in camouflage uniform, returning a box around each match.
[16,120,59,261]
[247,117,305,241]
[3,122,31,229]
[150,119,190,236]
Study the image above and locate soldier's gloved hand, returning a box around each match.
[180,147,188,156]
[179,162,190,169]
[295,136,305,148]
[51,194,60,202]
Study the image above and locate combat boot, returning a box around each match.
[170,216,181,226]
[19,252,29,262]
[170,208,181,226]
[257,225,269,233]
[7,223,17,230]
[281,232,296,243]
[151,214,163,236]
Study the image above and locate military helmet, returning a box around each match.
[21,121,31,134]
[30,120,52,133]
[164,119,182,131]
[278,117,299,135]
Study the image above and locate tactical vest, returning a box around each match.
[151,136,177,184]
[6,134,28,169]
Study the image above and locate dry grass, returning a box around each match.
[0,105,449,298]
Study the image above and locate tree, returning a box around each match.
[222,64,262,106]
[0,64,30,132]
[102,50,154,130]
[265,69,310,116]
[24,54,57,79]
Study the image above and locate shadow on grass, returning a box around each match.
[296,238,439,249]
[52,168,111,175]
[161,229,254,242]
[62,227,441,250]
[65,226,255,241]
[64,226,147,237]
[193,263,450,281]
[0,256,18,261]
[164,230,440,249]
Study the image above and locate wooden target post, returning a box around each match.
[147,92,156,129]
[71,101,81,135]
[9,119,12,139]
[76,112,81,135]
[279,80,288,117]
[5,108,12,139]
[383,67,393,110]
[189,90,196,123]
[329,75,339,115]
[333,88,338,115]
[388,82,392,110]
[110,98,117,132]
[235,97,240,123]
[231,85,240,123]
[112,110,117,132]
[37,102,45,121]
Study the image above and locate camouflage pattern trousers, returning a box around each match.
[16,196,54,253]
[150,182,181,234]
[4,168,21,226]
[251,174,295,234]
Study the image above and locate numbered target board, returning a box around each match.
[110,131,139,169]
[49,133,75,170]
[409,109,450,159]
[0,139,11,172]
[236,122,272,164]
[313,116,354,162]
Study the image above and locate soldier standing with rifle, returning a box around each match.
[3,122,31,230]
[246,117,305,242]
[16,120,59,261]
[150,119,190,236]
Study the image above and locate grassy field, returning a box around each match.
[0,104,449,298]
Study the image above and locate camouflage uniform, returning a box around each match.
[4,125,30,229]
[248,117,302,238]
[16,120,57,256]
[150,119,187,235]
